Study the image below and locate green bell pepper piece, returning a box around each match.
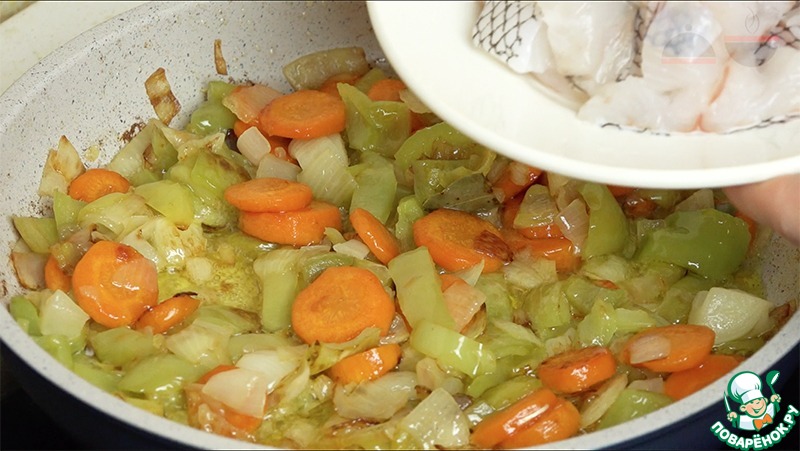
[338,83,411,158]
[636,208,750,280]
[579,183,629,259]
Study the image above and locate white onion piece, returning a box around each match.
[333,371,417,421]
[10,241,47,290]
[442,281,486,332]
[39,290,90,339]
[628,334,671,364]
[38,135,86,197]
[202,367,270,418]
[236,349,301,393]
[144,68,181,125]
[396,387,471,449]
[222,84,282,124]
[674,189,715,212]
[398,89,432,114]
[333,239,370,259]
[580,373,628,428]
[688,287,773,345]
[627,377,665,394]
[237,126,271,165]
[256,153,301,181]
[556,198,589,251]
[451,261,484,286]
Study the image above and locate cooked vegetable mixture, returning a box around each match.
[8,46,796,449]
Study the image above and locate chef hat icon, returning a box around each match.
[727,371,764,404]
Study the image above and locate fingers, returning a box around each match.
[723,174,800,247]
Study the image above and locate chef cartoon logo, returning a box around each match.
[725,371,781,432]
[710,370,799,450]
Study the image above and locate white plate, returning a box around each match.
[367,1,800,189]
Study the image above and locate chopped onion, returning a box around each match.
[674,188,715,212]
[502,258,557,290]
[451,261,484,286]
[556,198,589,251]
[237,126,271,165]
[380,313,410,345]
[39,289,90,339]
[514,184,558,228]
[202,367,269,418]
[333,239,370,259]
[688,287,773,345]
[627,377,665,393]
[396,387,471,449]
[627,334,671,364]
[333,371,417,421]
[398,89,432,114]
[442,281,486,331]
[579,373,628,428]
[236,349,301,393]
[144,67,181,125]
[10,240,47,290]
[222,84,282,124]
[256,153,301,181]
[38,135,86,197]
[213,39,227,75]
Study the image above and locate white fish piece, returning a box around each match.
[577,76,706,133]
[537,1,638,95]
[472,1,554,74]
[701,46,800,132]
[703,1,796,67]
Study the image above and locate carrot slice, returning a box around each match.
[238,200,342,247]
[607,185,636,198]
[349,208,400,265]
[367,78,407,102]
[621,324,716,372]
[492,162,542,203]
[192,365,265,433]
[44,254,71,292]
[71,241,158,328]
[319,72,361,97]
[233,119,254,138]
[664,354,744,400]
[224,177,313,213]
[413,208,510,273]
[258,89,346,139]
[291,266,395,344]
[537,346,617,394]
[498,398,581,449]
[503,229,580,273]
[134,294,201,334]
[68,168,130,203]
[328,343,402,384]
[470,387,559,449]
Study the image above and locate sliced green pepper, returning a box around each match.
[338,83,410,158]
[579,182,629,259]
[636,208,750,280]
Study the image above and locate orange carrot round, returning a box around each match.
[44,254,71,293]
[498,398,581,449]
[238,200,342,246]
[224,177,313,213]
[291,266,395,344]
[413,208,510,273]
[537,346,617,394]
[366,78,407,102]
[328,343,402,384]
[349,208,400,265]
[503,229,580,273]
[492,163,542,203]
[258,89,346,139]
[664,354,743,400]
[471,387,559,449]
[134,294,200,334]
[71,241,158,328]
[68,168,131,203]
[233,119,256,138]
[621,324,716,373]
[319,72,361,97]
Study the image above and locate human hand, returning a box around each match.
[727,411,738,422]
[723,174,800,247]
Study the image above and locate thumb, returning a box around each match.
[723,174,800,247]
